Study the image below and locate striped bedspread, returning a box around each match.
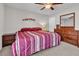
[12,31,61,56]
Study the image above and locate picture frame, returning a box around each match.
[60,12,75,27]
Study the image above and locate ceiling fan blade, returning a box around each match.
[35,3,44,5]
[50,7,54,10]
[40,7,45,10]
[52,3,63,5]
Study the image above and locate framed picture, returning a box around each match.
[60,12,75,27]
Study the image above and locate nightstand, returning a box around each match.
[2,33,16,47]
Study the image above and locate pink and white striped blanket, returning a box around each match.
[12,31,61,56]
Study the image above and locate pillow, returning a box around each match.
[21,28,32,31]
[21,27,42,31]
[32,27,42,31]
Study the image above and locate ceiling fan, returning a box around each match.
[35,3,63,10]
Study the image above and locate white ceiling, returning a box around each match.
[5,3,79,16]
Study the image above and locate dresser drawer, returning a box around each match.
[63,34,77,40]
[3,40,14,45]
[3,36,15,41]
[2,33,16,47]
[64,38,77,46]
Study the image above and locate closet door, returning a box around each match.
[49,17,55,32]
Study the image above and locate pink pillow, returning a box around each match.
[32,27,42,31]
[21,27,42,31]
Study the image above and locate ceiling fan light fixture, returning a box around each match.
[35,3,63,10]
[45,4,51,9]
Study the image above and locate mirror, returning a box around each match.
[60,12,75,27]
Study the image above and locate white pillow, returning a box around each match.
[21,21,42,28]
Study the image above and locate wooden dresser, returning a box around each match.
[2,33,16,47]
[54,27,79,47]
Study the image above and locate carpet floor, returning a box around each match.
[0,42,79,56]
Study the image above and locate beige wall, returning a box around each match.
[55,5,79,30]
[4,6,49,34]
[0,4,4,50]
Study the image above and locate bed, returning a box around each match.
[11,27,61,56]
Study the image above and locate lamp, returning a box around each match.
[39,23,46,30]
[45,0,53,9]
[45,4,52,9]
